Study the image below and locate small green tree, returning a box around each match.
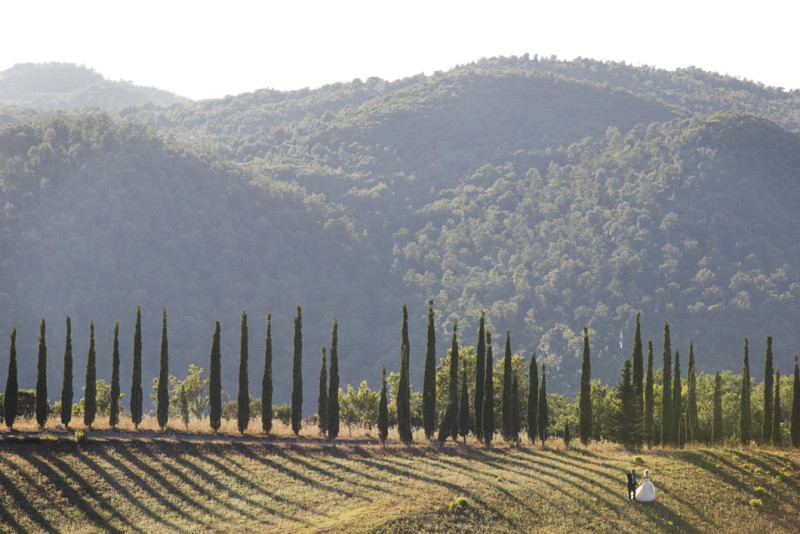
[35,318,48,429]
[291,306,303,436]
[209,321,222,432]
[458,361,470,442]
[538,363,548,446]
[318,346,328,437]
[328,317,340,442]
[772,368,782,447]
[791,355,799,448]
[422,300,437,439]
[378,364,388,446]
[644,340,655,447]
[180,384,189,430]
[712,369,723,444]
[156,309,170,430]
[509,374,521,447]
[763,336,774,444]
[527,351,538,444]
[4,327,19,429]
[474,311,486,440]
[262,314,273,434]
[237,311,250,434]
[84,321,97,429]
[397,343,413,445]
[61,316,73,429]
[617,359,634,447]
[109,322,121,429]
[564,421,571,448]
[740,338,751,446]
[482,331,494,446]
[579,326,592,445]
[130,306,143,430]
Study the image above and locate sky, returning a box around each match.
[2,0,799,100]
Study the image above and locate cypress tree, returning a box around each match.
[398,306,412,445]
[644,340,655,448]
[5,327,19,430]
[209,321,222,432]
[474,311,486,440]
[579,326,592,445]
[686,341,699,443]
[180,383,189,430]
[712,369,723,444]
[327,317,340,442]
[772,368,782,447]
[438,320,459,442]
[618,358,634,447]
[661,322,673,446]
[61,316,73,429]
[318,346,328,436]
[482,331,494,446]
[262,314,273,433]
[673,350,682,446]
[791,355,799,448]
[510,374,521,447]
[110,322,121,429]
[501,330,514,443]
[378,364,388,446]
[564,421,571,448]
[631,312,644,434]
[763,336,774,444]
[131,306,143,430]
[156,309,169,431]
[538,363,548,446]
[458,360,470,442]
[527,351,538,444]
[291,306,303,436]
[35,318,48,429]
[237,310,250,434]
[740,338,751,446]
[422,300,437,439]
[84,321,97,429]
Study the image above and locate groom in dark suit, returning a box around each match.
[626,469,637,500]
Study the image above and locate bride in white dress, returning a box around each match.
[635,469,656,502]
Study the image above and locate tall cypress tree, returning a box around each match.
[618,358,634,447]
[438,320,459,442]
[474,311,486,440]
[291,306,303,436]
[686,341,699,443]
[772,368,782,446]
[398,305,412,445]
[579,326,592,445]
[673,350,682,446]
[501,330,514,443]
[644,340,655,448]
[209,321,222,432]
[482,331,494,446]
[109,321,121,429]
[84,321,97,429]
[422,300,436,439]
[740,337,751,446]
[35,318,48,429]
[156,309,169,431]
[237,311,250,434]
[5,327,19,429]
[712,369,723,444]
[660,322,673,445]
[61,316,73,429]
[763,336,774,444]
[510,374,521,447]
[327,317,340,442]
[318,346,328,436]
[631,312,644,435]
[538,363,548,446]
[180,383,189,430]
[262,314,273,434]
[459,361,470,442]
[791,355,799,448]
[527,351,538,444]
[378,364,388,446]
[131,306,143,430]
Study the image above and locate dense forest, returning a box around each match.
[2,58,800,409]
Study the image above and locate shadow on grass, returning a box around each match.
[0,455,57,534]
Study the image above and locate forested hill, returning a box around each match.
[3,57,800,405]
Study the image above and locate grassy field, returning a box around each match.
[1,420,799,533]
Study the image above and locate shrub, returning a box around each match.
[752,486,766,495]
[748,498,762,508]
[448,497,471,512]
[634,456,644,464]
[274,403,291,425]
[74,430,87,444]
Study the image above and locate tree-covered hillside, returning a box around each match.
[3,57,800,404]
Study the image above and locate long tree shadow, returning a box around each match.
[269,447,372,501]
[312,454,402,496]
[0,455,57,534]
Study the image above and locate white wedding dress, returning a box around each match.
[635,476,656,502]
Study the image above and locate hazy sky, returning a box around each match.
[2,0,798,100]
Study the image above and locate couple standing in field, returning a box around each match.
[626,469,655,502]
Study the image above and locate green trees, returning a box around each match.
[61,316,73,429]
[318,347,328,436]
[35,318,48,429]
[792,355,799,448]
[501,330,514,444]
[740,338,751,445]
[631,312,644,441]
[772,369,781,446]
[617,359,634,447]
[209,321,222,432]
[5,327,18,429]
[458,361,470,442]
[237,311,249,434]
[84,321,97,429]
[763,336,774,444]
[509,374,521,447]
[291,306,303,436]
[686,341,699,443]
[131,306,143,430]
[327,317,340,442]
[712,370,723,444]
[644,340,654,447]
[438,320,459,442]
[661,322,673,446]
[482,331,494,446]
[157,309,170,430]
[110,322,121,429]
[579,326,592,445]
[262,314,273,433]
[180,384,189,430]
[378,364,388,446]
[422,300,437,439]
[474,311,486,441]
[673,350,682,446]
[397,306,412,445]
[527,352,538,444]
[537,363,548,445]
